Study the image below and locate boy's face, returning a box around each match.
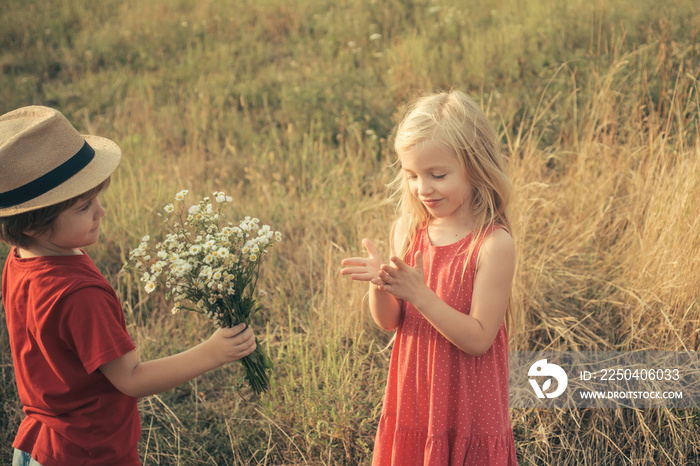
[28,195,106,255]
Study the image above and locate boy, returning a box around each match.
[0,106,257,466]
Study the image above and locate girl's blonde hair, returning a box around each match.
[389,90,513,262]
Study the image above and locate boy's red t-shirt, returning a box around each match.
[2,248,141,466]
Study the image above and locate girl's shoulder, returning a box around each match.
[390,216,406,257]
[390,215,423,256]
[476,226,515,272]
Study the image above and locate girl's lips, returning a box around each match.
[422,199,442,207]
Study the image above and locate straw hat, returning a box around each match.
[0,106,121,217]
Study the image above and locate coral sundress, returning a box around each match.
[372,225,517,466]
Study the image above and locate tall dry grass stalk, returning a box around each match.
[508,46,700,354]
[505,39,700,466]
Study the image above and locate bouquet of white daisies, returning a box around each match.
[125,190,281,396]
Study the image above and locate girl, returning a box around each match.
[341,90,517,465]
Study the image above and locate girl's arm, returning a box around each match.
[377,228,515,356]
[99,323,256,398]
[367,251,403,331]
[341,221,407,331]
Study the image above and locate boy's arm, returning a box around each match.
[99,324,255,398]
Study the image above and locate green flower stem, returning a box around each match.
[220,297,273,396]
[239,340,274,396]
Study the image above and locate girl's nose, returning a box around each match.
[416,178,433,195]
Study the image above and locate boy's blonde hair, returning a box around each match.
[389,90,512,261]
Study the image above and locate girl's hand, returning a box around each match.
[375,251,428,303]
[205,323,257,366]
[342,237,403,331]
[340,238,385,282]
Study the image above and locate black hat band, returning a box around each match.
[0,141,95,209]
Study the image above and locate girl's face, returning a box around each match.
[399,142,473,225]
[29,195,106,255]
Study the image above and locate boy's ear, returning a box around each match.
[22,228,39,238]
[22,227,48,241]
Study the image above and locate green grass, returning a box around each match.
[2,0,700,464]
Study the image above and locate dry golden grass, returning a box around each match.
[2,0,699,464]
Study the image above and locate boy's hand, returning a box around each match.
[205,323,257,366]
[100,322,257,398]
[340,238,385,282]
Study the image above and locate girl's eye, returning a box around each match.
[81,201,92,211]
[433,174,446,180]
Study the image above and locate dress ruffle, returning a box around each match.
[374,412,516,466]
[423,431,517,466]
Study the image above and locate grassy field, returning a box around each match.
[1,0,699,464]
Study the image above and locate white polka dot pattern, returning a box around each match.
[372,226,517,466]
